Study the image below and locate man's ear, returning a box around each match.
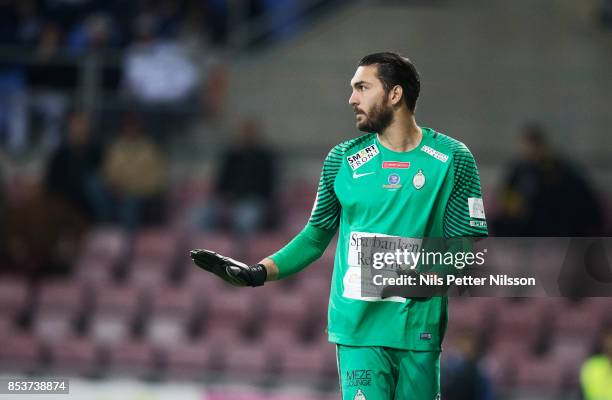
[389,85,403,106]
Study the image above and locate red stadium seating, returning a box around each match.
[514,355,565,390]
[127,258,172,289]
[80,227,128,263]
[492,298,551,348]
[105,338,159,378]
[0,276,29,313]
[46,335,99,376]
[74,256,116,284]
[551,299,604,342]
[446,297,492,337]
[90,284,143,345]
[0,332,42,374]
[33,280,85,342]
[0,313,15,335]
[208,289,260,331]
[265,291,309,334]
[133,228,180,265]
[163,336,222,379]
[147,285,195,346]
[222,339,272,378]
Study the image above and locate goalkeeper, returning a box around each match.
[191,52,488,400]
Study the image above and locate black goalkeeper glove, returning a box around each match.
[189,249,267,287]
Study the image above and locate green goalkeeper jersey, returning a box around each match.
[309,127,488,351]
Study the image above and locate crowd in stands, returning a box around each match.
[0,0,317,154]
[492,122,606,236]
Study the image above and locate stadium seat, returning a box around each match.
[147,285,195,346]
[485,339,529,388]
[46,335,99,376]
[0,313,15,335]
[0,332,42,374]
[133,228,180,265]
[90,284,143,345]
[163,336,222,380]
[514,355,565,390]
[80,227,128,263]
[74,256,116,284]
[127,258,172,289]
[205,324,243,345]
[0,276,29,313]
[105,338,159,379]
[491,298,550,348]
[548,335,590,371]
[265,291,309,333]
[446,297,492,335]
[262,326,301,351]
[33,280,85,342]
[208,289,260,330]
[221,339,272,378]
[277,342,330,379]
[301,275,332,301]
[551,299,604,342]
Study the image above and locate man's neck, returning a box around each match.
[378,111,422,152]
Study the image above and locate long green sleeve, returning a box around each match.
[269,223,336,279]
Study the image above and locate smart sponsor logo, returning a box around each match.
[347,144,380,170]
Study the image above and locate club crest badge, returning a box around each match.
[382,173,402,190]
[354,389,367,400]
[388,173,400,185]
[413,169,425,189]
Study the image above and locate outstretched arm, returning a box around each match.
[190,144,343,286]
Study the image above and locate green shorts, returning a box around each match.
[335,344,440,400]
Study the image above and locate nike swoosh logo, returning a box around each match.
[353,171,375,179]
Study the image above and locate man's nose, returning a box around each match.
[348,91,358,106]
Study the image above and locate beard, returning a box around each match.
[355,97,394,133]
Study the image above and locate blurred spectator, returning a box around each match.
[101,112,167,230]
[5,110,97,277]
[442,331,495,400]
[492,122,604,236]
[193,117,277,235]
[5,181,87,277]
[0,0,41,154]
[27,22,72,151]
[580,323,612,399]
[123,13,200,105]
[0,69,28,154]
[66,12,117,53]
[0,0,42,45]
[44,110,104,221]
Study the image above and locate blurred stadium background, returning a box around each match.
[1,0,612,399]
